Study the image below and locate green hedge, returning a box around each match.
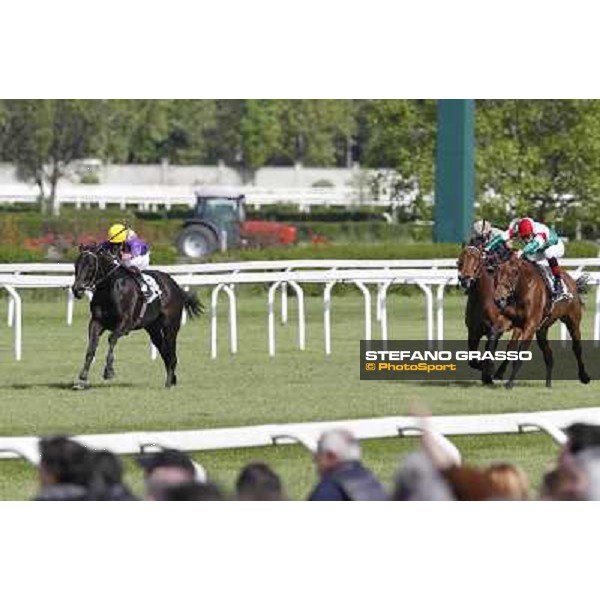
[0,246,46,262]
[1,240,596,265]
[245,204,390,222]
[292,221,432,243]
[564,241,599,257]
[210,242,464,263]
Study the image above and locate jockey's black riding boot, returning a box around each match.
[552,275,571,301]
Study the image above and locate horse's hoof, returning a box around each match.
[72,380,90,391]
[504,381,514,390]
[546,381,552,389]
[103,370,115,381]
[481,375,494,386]
[580,373,591,385]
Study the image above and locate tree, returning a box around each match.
[276,100,358,167]
[476,100,600,226]
[358,100,436,213]
[2,100,103,214]
[164,100,216,164]
[206,100,284,181]
[238,100,283,176]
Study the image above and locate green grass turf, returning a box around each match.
[0,290,597,499]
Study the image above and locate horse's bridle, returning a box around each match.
[458,246,486,287]
[77,248,120,292]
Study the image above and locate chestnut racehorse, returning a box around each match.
[493,253,590,389]
[457,244,519,384]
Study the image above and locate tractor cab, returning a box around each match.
[176,188,245,259]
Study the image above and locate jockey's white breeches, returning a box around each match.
[123,253,150,271]
[527,239,565,263]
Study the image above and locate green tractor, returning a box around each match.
[175,187,297,259]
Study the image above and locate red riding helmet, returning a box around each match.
[517,218,534,239]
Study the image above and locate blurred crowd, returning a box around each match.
[32,420,600,501]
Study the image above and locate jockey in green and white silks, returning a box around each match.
[471,219,503,246]
[486,217,572,302]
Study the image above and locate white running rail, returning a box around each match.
[2,261,600,361]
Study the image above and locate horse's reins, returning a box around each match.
[77,249,121,292]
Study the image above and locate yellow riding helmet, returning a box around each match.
[108,223,128,244]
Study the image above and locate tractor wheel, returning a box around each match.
[176,224,219,259]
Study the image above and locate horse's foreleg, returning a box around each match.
[482,324,505,385]
[74,319,104,389]
[495,328,521,380]
[468,327,484,371]
[564,316,591,384]
[505,328,534,390]
[535,328,553,388]
[103,322,131,380]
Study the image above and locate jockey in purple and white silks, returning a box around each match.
[486,217,572,302]
[104,223,152,299]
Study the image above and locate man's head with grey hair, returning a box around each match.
[315,429,361,476]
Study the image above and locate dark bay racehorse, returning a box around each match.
[493,253,590,389]
[71,245,203,389]
[457,243,519,384]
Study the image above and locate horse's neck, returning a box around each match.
[477,269,496,305]
[516,260,539,290]
[97,258,121,283]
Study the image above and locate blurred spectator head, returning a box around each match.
[309,429,386,501]
[93,450,124,488]
[137,449,196,501]
[574,448,600,500]
[539,468,580,500]
[36,436,93,501]
[392,452,454,501]
[90,450,137,501]
[236,463,284,501]
[39,436,93,488]
[564,423,600,455]
[315,429,361,476]
[538,449,600,500]
[484,463,529,500]
[163,481,224,501]
[443,466,501,501]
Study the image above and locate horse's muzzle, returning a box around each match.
[72,285,84,300]
[458,276,472,293]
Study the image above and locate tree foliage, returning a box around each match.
[1,100,103,213]
[476,100,600,225]
[2,99,600,226]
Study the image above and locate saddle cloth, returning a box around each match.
[141,273,162,304]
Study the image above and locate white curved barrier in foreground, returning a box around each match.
[0,407,597,467]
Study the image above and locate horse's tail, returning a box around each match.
[576,273,590,303]
[183,290,204,319]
